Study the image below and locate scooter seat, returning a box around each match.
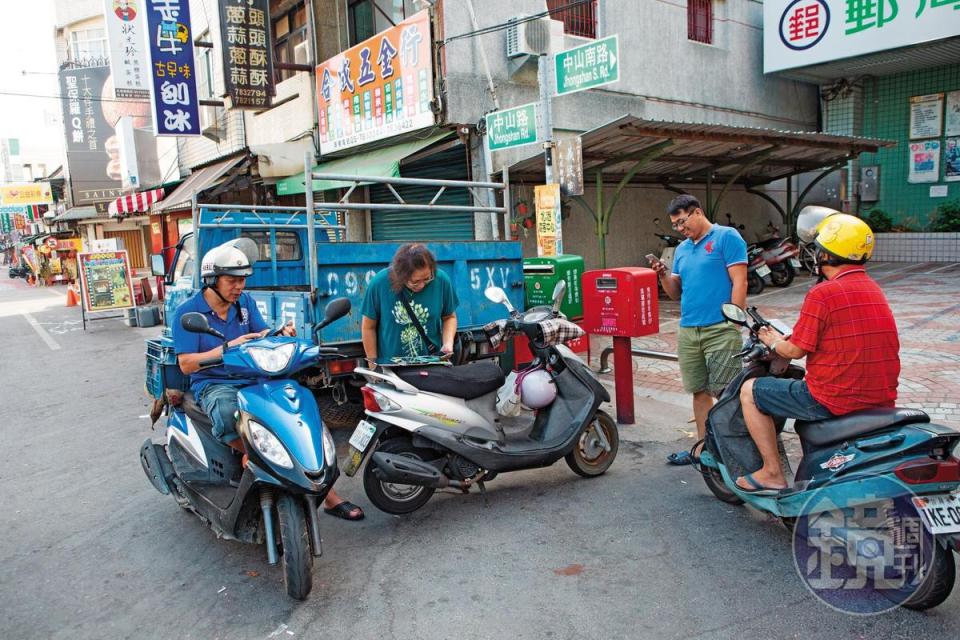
[795,407,929,448]
[181,392,216,431]
[394,361,505,400]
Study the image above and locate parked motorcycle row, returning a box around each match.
[141,280,960,610]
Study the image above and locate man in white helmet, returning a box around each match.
[173,238,364,520]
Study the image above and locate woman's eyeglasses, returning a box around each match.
[407,275,434,288]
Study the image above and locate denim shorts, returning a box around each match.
[752,377,834,422]
[199,383,243,443]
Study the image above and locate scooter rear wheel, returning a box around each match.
[747,272,765,295]
[701,467,744,505]
[770,263,795,287]
[276,493,313,600]
[363,438,436,514]
[565,411,619,477]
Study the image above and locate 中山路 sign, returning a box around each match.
[763,0,960,73]
[316,10,434,155]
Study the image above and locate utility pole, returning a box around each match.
[538,54,555,185]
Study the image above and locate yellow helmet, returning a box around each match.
[814,213,874,264]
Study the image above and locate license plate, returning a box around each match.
[348,419,377,452]
[789,258,801,269]
[756,264,771,278]
[912,493,960,534]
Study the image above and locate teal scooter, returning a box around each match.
[698,304,960,611]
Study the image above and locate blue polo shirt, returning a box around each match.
[672,224,747,327]
[172,290,268,396]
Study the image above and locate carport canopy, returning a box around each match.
[508,115,894,266]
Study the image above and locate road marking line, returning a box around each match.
[874,263,922,281]
[927,263,959,274]
[23,312,61,351]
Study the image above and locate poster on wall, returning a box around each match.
[910,93,943,140]
[946,92,960,138]
[908,140,941,184]
[316,10,434,155]
[945,138,960,183]
[77,251,136,312]
[535,183,563,257]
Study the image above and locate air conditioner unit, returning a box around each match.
[506,15,565,58]
[201,105,225,143]
[293,40,310,66]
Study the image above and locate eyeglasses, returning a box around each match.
[671,210,700,230]
[407,275,434,288]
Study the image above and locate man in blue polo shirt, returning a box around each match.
[173,238,364,520]
[649,195,747,465]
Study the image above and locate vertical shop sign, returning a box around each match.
[143,0,201,136]
[555,137,584,196]
[316,10,434,154]
[535,183,563,257]
[104,0,150,98]
[58,66,123,208]
[908,140,941,184]
[218,0,275,109]
[78,251,136,311]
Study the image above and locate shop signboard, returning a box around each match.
[945,138,960,182]
[485,103,540,152]
[554,35,620,97]
[946,91,960,137]
[316,10,434,155]
[763,0,960,73]
[908,140,941,184]
[218,0,275,109]
[77,250,136,312]
[535,183,563,257]
[0,183,53,206]
[143,0,201,136]
[103,0,150,99]
[58,66,124,208]
[555,136,584,196]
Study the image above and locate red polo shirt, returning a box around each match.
[789,267,900,415]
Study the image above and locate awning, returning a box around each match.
[109,188,165,217]
[154,155,246,213]
[275,131,453,196]
[52,206,100,223]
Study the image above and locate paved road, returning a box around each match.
[1,268,958,639]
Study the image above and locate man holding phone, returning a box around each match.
[648,195,748,465]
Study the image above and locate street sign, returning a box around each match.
[554,35,620,97]
[485,102,541,152]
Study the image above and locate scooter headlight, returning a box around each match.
[248,421,293,469]
[247,343,296,373]
[321,426,337,467]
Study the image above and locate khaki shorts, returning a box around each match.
[677,322,743,396]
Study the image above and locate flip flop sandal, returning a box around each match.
[735,473,783,495]
[324,501,365,521]
[666,451,694,466]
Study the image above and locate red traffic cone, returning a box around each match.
[66,286,79,307]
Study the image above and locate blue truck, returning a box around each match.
[146,205,525,409]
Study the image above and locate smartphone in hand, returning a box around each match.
[645,253,660,266]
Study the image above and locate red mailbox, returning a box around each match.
[582,267,660,425]
[582,267,659,336]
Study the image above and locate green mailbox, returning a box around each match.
[523,254,584,319]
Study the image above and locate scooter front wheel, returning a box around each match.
[565,411,619,478]
[276,493,313,600]
[363,438,436,514]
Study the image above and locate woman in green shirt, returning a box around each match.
[361,243,459,365]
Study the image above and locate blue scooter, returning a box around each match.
[139,297,351,600]
[698,303,960,611]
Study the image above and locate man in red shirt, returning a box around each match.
[735,214,900,493]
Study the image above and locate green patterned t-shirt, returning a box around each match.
[360,268,458,363]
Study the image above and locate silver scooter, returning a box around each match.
[342,282,620,514]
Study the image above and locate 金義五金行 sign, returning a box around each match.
[316,10,434,155]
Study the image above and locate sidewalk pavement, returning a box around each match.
[590,262,960,430]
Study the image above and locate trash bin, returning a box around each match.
[522,255,584,319]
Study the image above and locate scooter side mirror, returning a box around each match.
[721,304,748,326]
[550,280,566,315]
[181,311,225,339]
[485,286,516,314]
[317,297,351,330]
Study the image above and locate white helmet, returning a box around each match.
[200,237,258,286]
[520,369,557,409]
